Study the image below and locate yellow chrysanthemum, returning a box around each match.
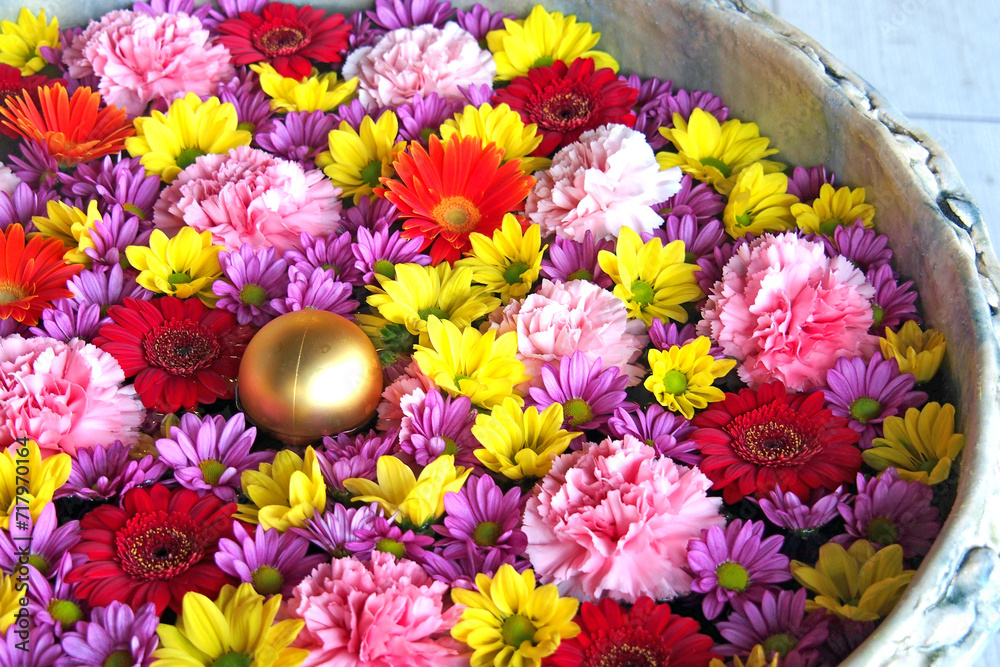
[126,228,223,305]
[645,337,736,419]
[152,583,307,667]
[791,541,915,621]
[597,226,704,326]
[657,109,783,196]
[862,402,964,485]
[472,397,580,479]
[486,5,618,81]
[439,103,551,174]
[250,62,358,113]
[791,183,876,236]
[0,441,71,531]
[31,199,103,266]
[0,8,59,75]
[722,163,798,238]
[710,645,780,667]
[126,93,252,183]
[0,575,20,635]
[366,262,500,347]
[880,320,946,383]
[413,316,529,410]
[451,564,580,667]
[316,111,407,204]
[237,447,326,532]
[456,215,546,304]
[344,454,471,527]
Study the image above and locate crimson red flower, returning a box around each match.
[0,223,81,325]
[692,382,862,504]
[493,57,638,157]
[94,296,253,413]
[218,2,352,80]
[378,134,535,264]
[0,64,56,139]
[67,484,236,615]
[547,596,720,667]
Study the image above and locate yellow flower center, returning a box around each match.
[0,282,29,304]
[239,284,266,305]
[432,196,482,234]
[47,599,83,628]
[716,561,749,591]
[375,538,407,559]
[500,614,537,648]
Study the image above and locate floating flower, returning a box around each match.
[317,110,407,204]
[786,165,836,203]
[456,215,546,304]
[485,5,617,80]
[0,440,69,530]
[126,228,222,304]
[879,320,947,383]
[439,101,550,174]
[251,62,359,113]
[0,8,60,75]
[67,484,236,615]
[540,229,614,288]
[0,223,80,325]
[528,351,633,433]
[791,183,875,236]
[830,219,893,273]
[472,397,579,479]
[716,589,830,667]
[215,522,325,598]
[451,564,580,667]
[645,337,737,419]
[868,263,920,333]
[607,403,701,465]
[692,382,863,503]
[61,439,167,500]
[236,446,327,532]
[61,601,160,667]
[757,485,847,534]
[862,402,965,485]
[398,387,479,469]
[523,435,724,602]
[219,2,351,79]
[722,163,797,238]
[213,243,289,326]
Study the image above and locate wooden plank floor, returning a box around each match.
[756,2,1000,664]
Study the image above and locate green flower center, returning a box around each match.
[735,212,753,228]
[122,203,146,220]
[199,459,228,486]
[360,160,383,189]
[630,280,655,306]
[867,516,900,547]
[176,147,207,171]
[763,633,799,658]
[532,55,555,68]
[917,459,938,473]
[700,156,731,178]
[500,614,537,648]
[167,272,191,285]
[373,259,396,279]
[567,268,593,281]
[562,397,593,428]
[239,284,266,306]
[442,436,458,456]
[211,653,253,667]
[716,561,750,591]
[661,369,688,395]
[104,650,134,667]
[849,397,882,424]
[236,121,256,133]
[250,564,285,596]
[472,521,502,547]
[47,599,83,628]
[684,251,696,263]
[27,553,49,575]
[375,538,407,559]
[819,218,844,236]
[872,304,885,327]
[503,261,531,285]
[418,307,450,321]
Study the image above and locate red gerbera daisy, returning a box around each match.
[218,2,352,80]
[0,83,134,166]
[493,57,638,157]
[67,485,236,615]
[94,296,254,413]
[0,63,56,139]
[0,223,81,325]
[378,135,535,264]
[548,596,721,667]
[692,382,863,504]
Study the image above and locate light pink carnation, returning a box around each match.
[698,232,877,391]
[526,124,682,242]
[0,335,145,457]
[76,10,234,116]
[342,22,495,109]
[285,552,467,667]
[491,279,648,388]
[523,434,724,603]
[154,145,342,253]
[376,360,436,431]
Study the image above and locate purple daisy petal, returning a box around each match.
[433,474,527,561]
[0,504,81,580]
[339,196,399,235]
[422,545,528,590]
[83,205,152,271]
[61,600,159,667]
[786,165,836,204]
[285,231,365,287]
[59,156,159,224]
[398,388,479,468]
[649,212,726,262]
[527,351,635,434]
[456,4,516,41]
[318,428,400,493]
[255,111,338,171]
[28,300,102,341]
[219,67,276,137]
[367,0,456,30]
[657,174,726,224]
[717,588,830,667]
[621,73,673,150]
[215,522,327,597]
[345,514,434,562]
[757,484,847,533]
[539,229,615,288]
[203,0,267,29]
[828,220,893,274]
[60,440,169,500]
[352,224,430,285]
[290,503,381,556]
[0,621,65,666]
[9,141,60,193]
[867,263,921,333]
[133,0,212,20]
[0,182,55,232]
[607,403,701,465]
[271,267,359,318]
[27,554,86,636]
[347,10,387,50]
[68,264,152,315]
[213,244,290,327]
[395,93,464,143]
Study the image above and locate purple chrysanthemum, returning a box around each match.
[133,0,212,20]
[607,403,700,465]
[651,212,726,263]
[345,514,435,562]
[757,484,847,534]
[422,546,528,590]
[347,10,386,50]
[820,618,876,665]
[215,522,326,597]
[0,504,81,580]
[687,519,792,620]
[398,388,479,468]
[823,352,927,448]
[867,263,921,333]
[717,589,830,667]
[460,82,493,106]
[786,165,836,204]
[433,474,527,561]
[539,229,614,288]
[284,231,364,286]
[456,4,515,41]
[834,469,940,558]
[649,319,695,351]
[213,244,290,326]
[219,68,276,137]
[318,427,400,493]
[339,195,399,234]
[83,206,152,270]
[61,440,168,500]
[664,88,729,127]
[621,73,673,150]
[0,182,54,231]
[367,0,456,30]
[0,621,64,667]
[271,267,359,318]
[333,99,382,133]
[203,0,267,29]
[657,174,726,224]
[27,554,85,635]
[8,141,60,193]
[155,412,272,501]
[352,224,430,285]
[696,240,737,294]
[828,220,893,274]
[68,264,152,314]
[290,502,381,556]
[255,111,338,170]
[395,93,463,143]
[59,156,159,224]
[61,600,159,667]
[28,299,102,341]
[0,319,28,337]
[527,352,634,434]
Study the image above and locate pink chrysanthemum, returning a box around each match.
[0,335,145,457]
[342,22,495,109]
[699,232,877,392]
[527,124,683,242]
[154,145,342,253]
[523,434,724,603]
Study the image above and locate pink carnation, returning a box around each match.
[0,335,145,457]
[342,23,495,109]
[285,552,467,667]
[154,145,343,253]
[76,10,234,116]
[376,360,436,431]
[698,232,877,391]
[526,124,681,241]
[523,434,724,603]
[491,279,648,388]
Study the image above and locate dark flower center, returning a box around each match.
[763,633,798,658]
[252,19,309,56]
[501,614,537,648]
[588,644,663,667]
[727,402,822,467]
[866,516,899,547]
[532,87,593,131]
[472,521,502,547]
[562,397,593,427]
[716,561,749,591]
[104,650,134,667]
[116,510,205,580]
[849,396,882,424]
[251,564,285,596]
[431,196,482,234]
[143,321,221,376]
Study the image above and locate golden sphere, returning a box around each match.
[237,310,383,445]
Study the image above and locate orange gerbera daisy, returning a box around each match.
[378,135,535,265]
[0,83,134,166]
[0,223,82,325]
